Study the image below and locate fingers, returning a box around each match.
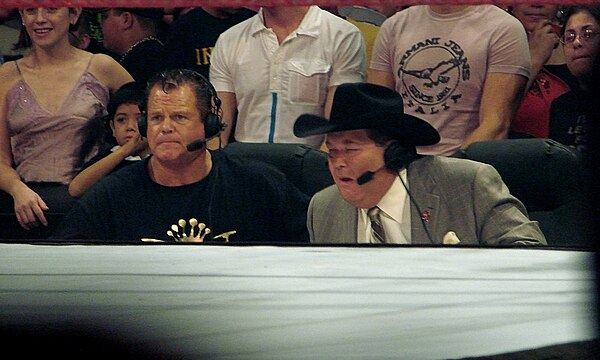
[33,198,49,226]
[15,198,49,230]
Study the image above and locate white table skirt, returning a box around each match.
[0,244,596,359]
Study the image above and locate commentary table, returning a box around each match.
[0,243,597,359]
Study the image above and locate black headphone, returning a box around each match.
[383,141,418,171]
[137,69,224,140]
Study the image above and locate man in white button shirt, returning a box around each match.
[293,82,546,246]
[210,5,366,149]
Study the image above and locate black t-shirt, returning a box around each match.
[164,8,256,79]
[121,38,167,83]
[53,151,310,244]
[550,88,591,156]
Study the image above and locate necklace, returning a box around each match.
[120,36,163,62]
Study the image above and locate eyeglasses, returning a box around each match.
[561,28,600,44]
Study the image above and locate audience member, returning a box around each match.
[54,69,310,243]
[68,9,92,50]
[293,82,547,245]
[369,5,531,156]
[549,5,600,156]
[0,7,133,235]
[68,9,111,54]
[210,5,366,149]
[509,4,577,139]
[98,7,167,83]
[68,82,149,198]
[164,7,255,79]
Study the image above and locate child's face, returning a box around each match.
[110,103,142,146]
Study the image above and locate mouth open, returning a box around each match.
[337,176,355,184]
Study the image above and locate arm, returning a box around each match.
[215,91,238,147]
[367,69,396,90]
[318,86,338,151]
[525,20,560,90]
[473,163,547,246]
[462,12,531,148]
[462,72,527,148]
[90,53,134,93]
[0,65,49,229]
[68,137,148,197]
[208,35,237,147]
[367,18,397,90]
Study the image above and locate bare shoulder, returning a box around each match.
[0,61,21,97]
[87,53,134,91]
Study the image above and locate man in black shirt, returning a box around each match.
[98,8,167,83]
[54,69,309,243]
[164,7,255,79]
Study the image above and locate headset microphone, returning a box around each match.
[357,166,385,185]
[186,139,208,152]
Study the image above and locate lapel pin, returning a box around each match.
[421,210,431,223]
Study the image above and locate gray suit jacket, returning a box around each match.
[307,156,546,246]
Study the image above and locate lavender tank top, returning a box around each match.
[6,58,110,184]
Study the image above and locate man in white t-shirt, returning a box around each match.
[210,6,366,149]
[369,5,531,155]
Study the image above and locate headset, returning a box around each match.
[137,69,225,144]
[383,141,418,172]
[357,141,417,185]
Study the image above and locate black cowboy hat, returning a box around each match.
[294,82,440,146]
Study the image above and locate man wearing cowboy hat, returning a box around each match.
[294,82,546,245]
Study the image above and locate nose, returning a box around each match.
[34,8,47,22]
[126,118,139,131]
[158,117,175,134]
[328,155,347,170]
[572,34,585,47]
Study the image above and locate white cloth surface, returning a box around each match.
[0,244,596,358]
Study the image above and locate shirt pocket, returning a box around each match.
[287,60,331,105]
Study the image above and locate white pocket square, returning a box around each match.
[443,231,461,245]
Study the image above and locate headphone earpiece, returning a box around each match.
[135,70,224,140]
[383,142,417,171]
[203,112,226,140]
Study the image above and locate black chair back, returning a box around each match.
[223,142,333,197]
[458,139,592,247]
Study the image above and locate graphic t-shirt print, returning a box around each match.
[397,37,470,115]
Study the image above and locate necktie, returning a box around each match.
[367,206,386,243]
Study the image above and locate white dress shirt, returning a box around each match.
[358,169,411,244]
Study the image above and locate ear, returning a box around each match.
[78,33,91,50]
[121,11,135,30]
[69,7,82,26]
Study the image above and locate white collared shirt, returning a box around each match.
[358,169,411,244]
[210,6,366,148]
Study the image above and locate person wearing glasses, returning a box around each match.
[53,69,310,243]
[508,5,577,139]
[0,7,133,238]
[549,5,600,156]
